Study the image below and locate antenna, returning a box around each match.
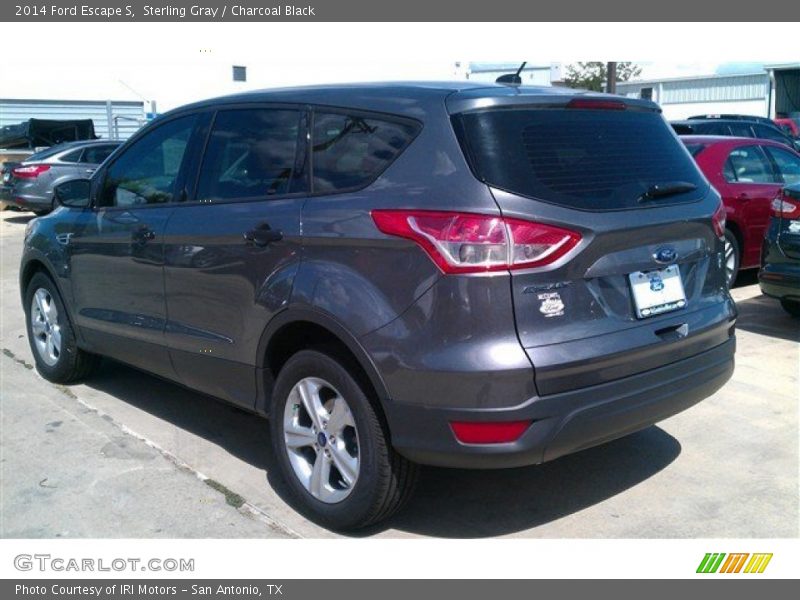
[496,62,527,86]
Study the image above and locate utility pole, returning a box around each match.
[607,62,617,94]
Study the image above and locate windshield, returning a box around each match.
[455,108,708,210]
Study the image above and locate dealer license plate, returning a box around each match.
[629,265,687,319]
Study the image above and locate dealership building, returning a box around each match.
[615,63,800,120]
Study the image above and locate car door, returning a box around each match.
[68,114,201,379]
[718,144,782,268]
[162,106,307,408]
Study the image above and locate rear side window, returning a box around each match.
[311,112,419,193]
[724,146,778,184]
[754,124,789,144]
[60,149,84,163]
[765,146,800,185]
[455,108,706,210]
[196,108,305,201]
[82,145,117,164]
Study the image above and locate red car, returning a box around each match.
[775,117,800,139]
[682,135,800,285]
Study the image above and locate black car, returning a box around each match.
[20,83,736,529]
[672,118,800,152]
[759,182,800,317]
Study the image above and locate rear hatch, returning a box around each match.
[449,91,736,395]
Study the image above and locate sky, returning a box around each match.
[2,23,793,113]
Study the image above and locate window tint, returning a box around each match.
[684,143,706,157]
[456,108,706,210]
[728,123,753,137]
[82,145,117,165]
[724,146,778,184]
[101,115,196,207]
[196,109,303,201]
[312,112,419,193]
[766,147,800,185]
[754,124,789,144]
[60,149,84,163]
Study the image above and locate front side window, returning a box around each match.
[765,146,800,185]
[196,109,303,201]
[311,112,419,193]
[100,115,197,207]
[724,146,778,184]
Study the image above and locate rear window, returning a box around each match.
[455,108,707,210]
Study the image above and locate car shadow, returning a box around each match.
[368,427,680,538]
[3,214,35,225]
[734,294,800,342]
[83,359,681,538]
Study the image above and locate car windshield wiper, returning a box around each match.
[638,181,698,202]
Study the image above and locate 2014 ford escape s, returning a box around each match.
[20,83,737,530]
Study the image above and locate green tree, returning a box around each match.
[563,62,642,92]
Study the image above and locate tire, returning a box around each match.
[270,349,418,530]
[24,271,100,383]
[780,298,800,318]
[723,229,740,288]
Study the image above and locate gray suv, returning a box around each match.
[20,83,737,529]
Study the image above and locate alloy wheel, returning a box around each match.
[30,288,62,366]
[282,377,360,504]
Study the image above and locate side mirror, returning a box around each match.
[54,179,92,208]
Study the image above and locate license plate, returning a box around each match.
[2,174,9,183]
[629,265,687,319]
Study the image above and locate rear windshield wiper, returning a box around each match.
[638,181,697,202]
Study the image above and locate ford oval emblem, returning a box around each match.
[654,246,678,264]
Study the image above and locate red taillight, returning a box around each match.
[567,98,627,111]
[12,164,50,179]
[450,420,532,444]
[711,202,726,239]
[371,210,581,274]
[771,193,800,219]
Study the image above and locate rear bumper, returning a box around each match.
[386,337,735,468]
[759,262,800,300]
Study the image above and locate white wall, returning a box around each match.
[659,99,770,120]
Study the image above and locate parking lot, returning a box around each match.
[0,209,797,539]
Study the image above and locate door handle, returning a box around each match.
[244,223,283,247]
[132,225,156,245]
[85,168,95,174]
[738,192,751,200]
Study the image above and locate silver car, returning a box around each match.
[2,140,121,214]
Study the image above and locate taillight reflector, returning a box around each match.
[771,194,800,219]
[711,202,727,239]
[371,210,581,274]
[12,164,50,179]
[450,420,532,444]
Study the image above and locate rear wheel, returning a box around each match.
[780,298,800,318]
[270,350,418,530]
[25,272,100,383]
[723,230,740,288]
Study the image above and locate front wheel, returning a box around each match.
[25,272,100,383]
[270,350,418,530]
[780,298,800,318]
